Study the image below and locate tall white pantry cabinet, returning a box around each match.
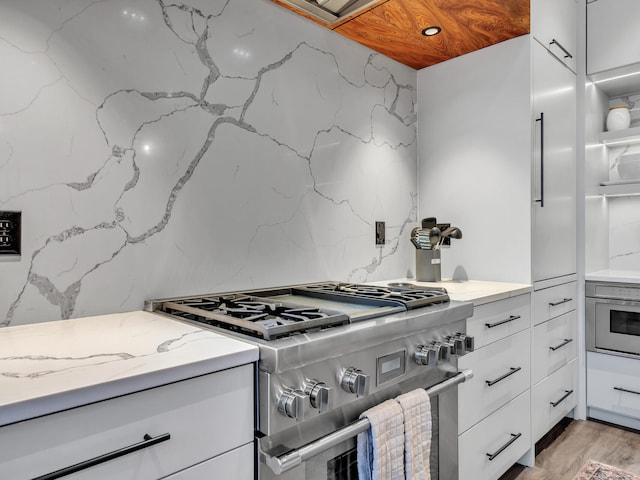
[417,1,578,478]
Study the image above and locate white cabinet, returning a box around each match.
[532,310,577,384]
[587,0,640,75]
[531,281,577,326]
[533,358,578,441]
[458,390,531,480]
[531,281,577,437]
[458,328,531,433]
[0,364,254,480]
[531,0,577,72]
[417,33,576,287]
[465,294,530,349]
[165,444,254,480]
[531,41,577,284]
[587,351,640,431]
[457,294,532,479]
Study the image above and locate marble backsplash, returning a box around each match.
[609,197,640,270]
[606,93,640,270]
[0,0,417,326]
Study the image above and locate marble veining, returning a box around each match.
[609,196,640,270]
[0,310,258,425]
[0,0,417,326]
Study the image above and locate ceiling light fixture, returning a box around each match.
[422,26,441,36]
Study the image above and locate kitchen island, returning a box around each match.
[0,311,258,479]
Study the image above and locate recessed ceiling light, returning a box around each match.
[422,26,441,36]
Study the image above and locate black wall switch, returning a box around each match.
[375,221,385,245]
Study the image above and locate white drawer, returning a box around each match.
[588,352,640,422]
[458,329,531,433]
[459,390,531,480]
[466,294,530,350]
[532,282,576,326]
[533,359,577,442]
[0,364,254,480]
[165,443,254,480]
[533,310,577,384]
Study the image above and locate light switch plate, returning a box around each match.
[375,221,385,245]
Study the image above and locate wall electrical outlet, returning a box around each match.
[375,221,385,245]
[0,211,21,256]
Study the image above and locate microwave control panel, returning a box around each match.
[589,282,640,301]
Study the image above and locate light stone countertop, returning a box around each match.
[585,269,640,284]
[370,278,532,306]
[0,311,258,427]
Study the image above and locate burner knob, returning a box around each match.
[277,388,307,421]
[304,380,332,413]
[341,367,370,397]
[414,343,440,366]
[439,342,452,362]
[446,333,475,355]
[464,334,475,353]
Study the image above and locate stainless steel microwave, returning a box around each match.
[586,281,640,359]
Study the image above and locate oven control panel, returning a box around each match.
[377,350,406,385]
[261,323,474,436]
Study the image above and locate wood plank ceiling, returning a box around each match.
[271,0,530,70]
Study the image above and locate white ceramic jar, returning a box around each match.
[607,106,631,131]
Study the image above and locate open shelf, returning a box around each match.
[598,180,640,197]
[599,125,640,147]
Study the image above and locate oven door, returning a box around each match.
[257,392,452,480]
[587,297,640,357]
[259,436,359,480]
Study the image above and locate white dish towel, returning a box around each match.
[357,399,405,480]
[396,388,432,480]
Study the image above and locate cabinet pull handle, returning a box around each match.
[549,338,573,351]
[486,367,521,387]
[535,112,544,207]
[486,433,522,461]
[614,386,640,396]
[549,297,572,307]
[550,389,574,407]
[32,433,171,480]
[485,315,521,329]
[550,39,573,59]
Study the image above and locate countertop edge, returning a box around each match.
[370,279,533,306]
[0,347,258,428]
[585,270,640,284]
[469,286,532,306]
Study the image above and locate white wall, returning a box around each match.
[0,0,418,326]
[417,36,532,283]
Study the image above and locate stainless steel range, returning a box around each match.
[146,281,474,480]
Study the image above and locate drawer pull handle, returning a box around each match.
[549,298,572,307]
[486,367,521,387]
[549,338,573,351]
[550,389,574,407]
[486,433,522,461]
[33,432,171,480]
[614,386,640,396]
[485,315,521,329]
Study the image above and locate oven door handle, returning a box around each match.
[262,369,473,475]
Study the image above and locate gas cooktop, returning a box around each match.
[147,282,449,340]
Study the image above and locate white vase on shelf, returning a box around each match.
[607,106,631,131]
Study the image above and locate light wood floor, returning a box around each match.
[502,420,640,480]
